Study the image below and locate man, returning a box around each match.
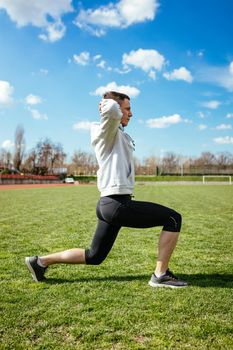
[25,91,187,288]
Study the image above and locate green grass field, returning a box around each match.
[0,184,233,350]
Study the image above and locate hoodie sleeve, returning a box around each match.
[92,98,122,146]
[91,99,123,161]
[100,98,122,133]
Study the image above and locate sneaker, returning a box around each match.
[148,269,188,289]
[25,256,47,282]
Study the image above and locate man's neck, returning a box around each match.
[119,124,124,131]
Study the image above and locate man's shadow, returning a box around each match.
[46,273,233,288]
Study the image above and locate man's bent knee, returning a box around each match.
[85,249,106,265]
[163,211,182,232]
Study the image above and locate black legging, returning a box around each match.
[85,195,182,265]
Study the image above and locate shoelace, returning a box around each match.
[166,269,178,280]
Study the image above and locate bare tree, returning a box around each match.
[197,152,216,166]
[71,150,98,175]
[36,139,51,174]
[191,152,217,174]
[134,157,143,175]
[13,125,25,171]
[22,149,37,174]
[22,138,66,175]
[216,152,233,167]
[0,149,12,170]
[50,143,66,173]
[143,155,158,175]
[162,152,179,174]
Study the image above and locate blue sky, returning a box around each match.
[0,0,233,161]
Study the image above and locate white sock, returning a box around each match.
[155,271,166,278]
[37,257,46,267]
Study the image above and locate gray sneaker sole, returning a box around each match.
[148,280,188,289]
[25,257,39,282]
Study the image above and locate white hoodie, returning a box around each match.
[91,99,135,197]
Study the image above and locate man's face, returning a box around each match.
[119,98,132,127]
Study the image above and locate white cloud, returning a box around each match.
[197,111,205,119]
[201,100,221,109]
[40,68,49,75]
[91,81,140,98]
[187,50,204,58]
[93,54,102,61]
[73,121,93,131]
[114,67,132,74]
[214,136,233,144]
[226,113,233,119]
[0,0,73,42]
[196,64,233,92]
[97,60,106,69]
[28,107,48,120]
[148,70,156,80]
[0,0,72,27]
[38,20,66,42]
[122,49,165,78]
[2,140,14,149]
[146,114,184,129]
[25,94,42,105]
[0,80,14,105]
[73,52,90,66]
[216,124,232,130]
[118,0,158,26]
[197,50,204,57]
[74,0,159,36]
[76,6,122,31]
[72,52,112,71]
[198,124,207,130]
[163,67,193,83]
[229,61,233,75]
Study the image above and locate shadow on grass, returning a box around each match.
[46,274,148,285]
[179,273,233,288]
[45,273,233,288]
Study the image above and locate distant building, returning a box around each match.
[49,167,67,175]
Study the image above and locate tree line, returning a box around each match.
[1,125,233,176]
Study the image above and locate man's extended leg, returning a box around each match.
[39,248,86,266]
[25,218,121,281]
[25,249,86,282]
